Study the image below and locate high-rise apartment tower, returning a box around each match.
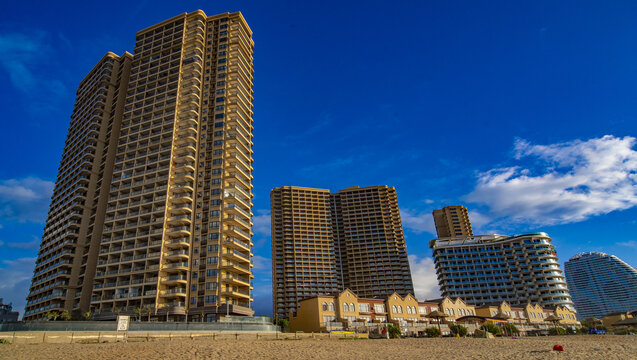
[25,10,254,322]
[564,252,637,320]
[432,205,473,238]
[271,186,414,319]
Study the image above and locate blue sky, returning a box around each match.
[1,1,636,318]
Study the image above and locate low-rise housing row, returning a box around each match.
[288,289,578,335]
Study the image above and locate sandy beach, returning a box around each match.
[1,335,634,360]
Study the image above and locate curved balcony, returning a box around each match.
[170,203,193,215]
[167,226,191,238]
[163,261,189,272]
[171,171,195,184]
[224,192,251,210]
[167,214,191,225]
[165,237,190,249]
[165,249,189,261]
[172,183,194,193]
[174,132,197,145]
[160,287,187,298]
[170,192,193,204]
[161,274,188,286]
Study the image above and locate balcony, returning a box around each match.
[167,226,191,237]
[221,287,250,299]
[164,261,189,271]
[224,237,251,252]
[165,249,189,260]
[222,249,250,263]
[162,275,188,285]
[223,226,250,241]
[160,288,187,298]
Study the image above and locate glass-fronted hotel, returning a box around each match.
[564,252,637,320]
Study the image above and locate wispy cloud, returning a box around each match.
[252,209,271,237]
[466,135,637,226]
[252,255,272,271]
[0,177,54,223]
[6,235,41,250]
[0,32,49,92]
[400,208,436,235]
[408,255,440,300]
[616,240,637,250]
[0,257,36,320]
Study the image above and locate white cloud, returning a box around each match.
[0,177,54,223]
[466,135,637,226]
[7,235,41,250]
[400,208,436,235]
[617,240,637,250]
[252,209,271,237]
[0,257,36,320]
[252,255,272,271]
[408,255,440,300]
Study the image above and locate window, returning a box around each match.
[205,295,217,303]
[350,303,355,312]
[374,304,385,313]
[191,297,197,305]
[213,140,223,146]
[398,306,403,314]
[215,97,225,103]
[207,256,218,264]
[392,305,397,313]
[205,282,218,290]
[329,302,335,311]
[359,303,370,312]
[207,245,219,252]
[206,269,218,277]
[215,114,224,119]
[322,302,328,311]
[214,122,224,128]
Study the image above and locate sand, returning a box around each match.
[1,335,634,359]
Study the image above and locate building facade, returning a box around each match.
[0,299,19,323]
[288,290,578,333]
[25,10,255,322]
[432,205,473,238]
[430,232,574,310]
[564,252,637,320]
[271,186,414,319]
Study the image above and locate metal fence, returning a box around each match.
[0,319,278,333]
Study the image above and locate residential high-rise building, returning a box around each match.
[564,252,637,320]
[271,185,414,319]
[25,10,254,322]
[430,232,574,310]
[432,205,473,238]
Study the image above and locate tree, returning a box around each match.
[425,326,441,338]
[45,311,60,321]
[83,311,92,321]
[144,306,152,322]
[387,324,401,339]
[134,306,144,322]
[275,318,289,330]
[449,324,468,337]
[60,310,71,321]
[114,307,122,317]
[480,323,502,336]
[503,323,519,335]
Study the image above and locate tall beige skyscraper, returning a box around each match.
[271,186,414,319]
[25,10,254,322]
[432,205,473,238]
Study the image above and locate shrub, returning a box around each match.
[275,318,289,329]
[0,339,11,345]
[449,324,467,337]
[425,326,441,338]
[480,323,502,336]
[503,323,519,335]
[549,327,566,335]
[387,324,401,339]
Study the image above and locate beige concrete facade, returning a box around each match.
[26,10,255,322]
[290,291,580,333]
[271,186,413,319]
[432,205,473,238]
